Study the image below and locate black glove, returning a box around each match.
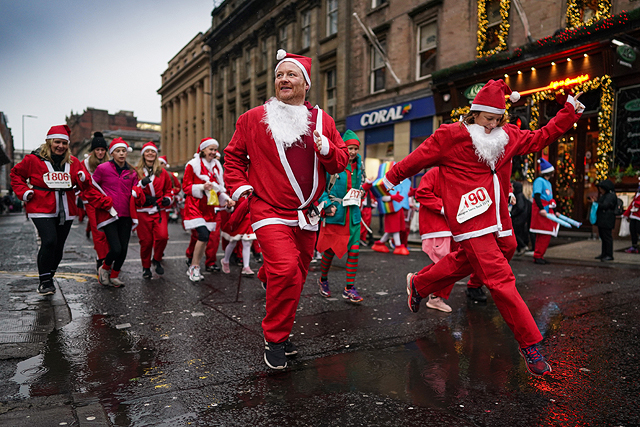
[141,176,152,186]
[76,198,84,209]
[161,197,171,207]
[143,195,158,207]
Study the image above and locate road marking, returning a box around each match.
[0,270,96,282]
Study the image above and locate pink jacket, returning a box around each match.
[92,161,140,217]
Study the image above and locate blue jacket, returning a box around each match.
[319,154,363,226]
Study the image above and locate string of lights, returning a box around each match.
[566,0,612,30]
[476,0,511,58]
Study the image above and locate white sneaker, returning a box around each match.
[241,267,255,276]
[426,294,452,313]
[98,266,111,286]
[110,277,125,288]
[187,265,202,282]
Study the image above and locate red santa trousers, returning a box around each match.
[412,233,541,347]
[533,234,551,260]
[137,211,169,268]
[255,224,316,344]
[185,225,221,266]
[360,207,372,241]
[84,203,109,260]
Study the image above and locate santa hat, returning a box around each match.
[109,137,132,154]
[343,129,360,148]
[46,125,70,141]
[470,79,520,115]
[90,132,108,151]
[275,49,312,88]
[159,155,169,167]
[140,142,158,156]
[198,137,219,153]
[538,158,554,174]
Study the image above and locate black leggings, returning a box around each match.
[630,219,639,247]
[32,218,73,283]
[102,217,133,271]
[195,225,210,242]
[598,226,613,258]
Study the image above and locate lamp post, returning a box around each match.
[21,115,37,159]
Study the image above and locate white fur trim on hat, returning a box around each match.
[509,91,520,102]
[199,138,219,152]
[275,58,311,88]
[46,133,70,141]
[470,104,506,114]
[109,143,133,154]
[141,145,158,155]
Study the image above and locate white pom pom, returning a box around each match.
[84,153,89,158]
[127,147,133,153]
[276,49,287,61]
[509,91,520,103]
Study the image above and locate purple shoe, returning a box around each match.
[318,278,331,297]
[342,286,363,302]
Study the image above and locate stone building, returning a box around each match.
[0,112,14,194]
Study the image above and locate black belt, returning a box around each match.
[32,185,74,192]
[252,193,320,216]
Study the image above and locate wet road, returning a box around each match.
[0,214,639,426]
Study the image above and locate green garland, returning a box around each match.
[476,0,511,57]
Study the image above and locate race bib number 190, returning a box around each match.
[456,187,492,224]
[43,172,72,189]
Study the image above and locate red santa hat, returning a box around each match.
[140,142,158,155]
[109,137,133,154]
[198,137,219,153]
[46,125,71,141]
[470,79,520,115]
[159,155,169,166]
[275,49,312,88]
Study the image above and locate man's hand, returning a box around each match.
[539,209,548,218]
[313,130,323,151]
[239,189,253,199]
[26,193,33,201]
[203,182,214,191]
[161,197,171,207]
[325,205,337,217]
[225,199,236,208]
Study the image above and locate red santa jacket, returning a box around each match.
[10,151,82,220]
[182,157,227,230]
[414,167,451,239]
[223,99,349,231]
[385,100,581,242]
[623,189,640,221]
[221,196,255,240]
[136,168,174,214]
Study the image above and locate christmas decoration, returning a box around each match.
[476,0,511,57]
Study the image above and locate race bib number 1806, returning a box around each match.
[456,187,492,224]
[43,172,72,189]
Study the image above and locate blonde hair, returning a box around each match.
[135,156,162,178]
[41,139,72,164]
[87,149,110,173]
[459,111,510,128]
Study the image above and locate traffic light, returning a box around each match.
[510,113,529,130]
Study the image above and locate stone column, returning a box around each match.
[204,77,212,138]
[187,87,195,158]
[172,98,180,164]
[179,92,187,164]
[195,81,204,143]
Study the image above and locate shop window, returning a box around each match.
[371,40,386,93]
[301,10,311,50]
[417,21,437,79]
[326,69,337,118]
[327,0,338,36]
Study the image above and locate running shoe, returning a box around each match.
[221,260,230,274]
[284,339,298,356]
[142,268,152,279]
[342,286,363,302]
[318,278,331,297]
[110,277,125,288]
[264,340,287,369]
[98,266,111,286]
[37,280,56,295]
[152,260,164,275]
[242,267,255,276]
[187,265,202,282]
[624,246,639,254]
[519,345,552,376]
[426,294,451,312]
[466,287,487,302]
[406,273,422,313]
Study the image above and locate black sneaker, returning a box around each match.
[254,253,263,263]
[533,258,549,265]
[466,287,487,302]
[264,340,287,369]
[519,345,552,376]
[37,280,56,295]
[142,268,152,279]
[153,260,164,275]
[594,254,604,260]
[600,256,614,262]
[284,339,298,356]
[406,273,422,313]
[205,264,221,273]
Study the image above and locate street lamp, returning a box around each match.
[22,114,37,158]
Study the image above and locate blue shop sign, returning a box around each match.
[345,96,435,131]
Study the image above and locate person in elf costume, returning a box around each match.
[316,130,365,303]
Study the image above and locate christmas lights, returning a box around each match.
[566,0,612,30]
[476,0,511,57]
[451,106,471,122]
[556,148,576,216]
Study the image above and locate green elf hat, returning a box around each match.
[342,129,360,148]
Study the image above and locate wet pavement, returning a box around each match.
[0,212,639,426]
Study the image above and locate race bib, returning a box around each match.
[456,187,492,224]
[343,188,363,207]
[43,172,72,189]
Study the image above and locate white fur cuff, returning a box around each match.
[23,190,33,202]
[232,185,253,201]
[218,192,229,206]
[192,184,205,199]
[319,135,330,156]
[382,176,394,191]
[567,95,585,114]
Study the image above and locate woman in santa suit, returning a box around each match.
[183,137,232,282]
[10,125,83,295]
[135,142,173,279]
[78,132,111,271]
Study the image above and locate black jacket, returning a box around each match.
[510,181,530,226]
[596,179,617,229]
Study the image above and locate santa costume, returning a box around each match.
[622,180,640,253]
[529,158,558,264]
[220,195,257,275]
[371,175,412,255]
[223,49,349,367]
[384,79,584,376]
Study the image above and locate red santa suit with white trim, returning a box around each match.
[385,80,583,354]
[224,50,349,355]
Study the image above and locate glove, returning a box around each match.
[390,194,404,203]
[76,198,84,209]
[144,195,158,207]
[141,176,152,186]
[161,197,171,207]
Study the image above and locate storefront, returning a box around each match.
[345,95,436,182]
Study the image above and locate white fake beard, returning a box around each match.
[467,124,509,169]
[263,97,312,149]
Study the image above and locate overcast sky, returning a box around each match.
[0,0,215,151]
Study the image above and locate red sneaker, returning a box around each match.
[371,241,390,253]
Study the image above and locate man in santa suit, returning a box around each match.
[384,79,584,376]
[224,49,349,369]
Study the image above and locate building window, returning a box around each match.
[417,21,437,79]
[371,0,387,9]
[217,68,225,93]
[566,0,611,29]
[326,69,337,117]
[230,59,237,87]
[301,10,311,50]
[244,48,252,80]
[327,0,338,36]
[370,41,386,93]
[279,25,288,51]
[260,39,268,71]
